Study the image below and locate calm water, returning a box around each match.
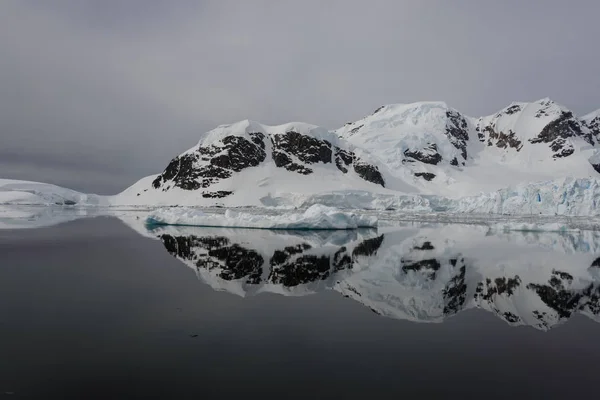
[1,216,600,399]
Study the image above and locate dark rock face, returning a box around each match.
[401,259,442,280]
[160,232,384,289]
[485,127,523,151]
[443,263,467,315]
[269,254,332,286]
[445,110,470,160]
[160,235,264,284]
[477,276,522,302]
[414,241,435,250]
[527,270,584,319]
[352,235,385,258]
[202,191,233,199]
[151,126,385,194]
[210,136,267,171]
[349,124,364,134]
[334,147,354,174]
[504,104,522,115]
[529,111,585,158]
[354,162,385,187]
[475,124,485,142]
[272,131,332,165]
[584,115,600,145]
[372,105,385,114]
[403,143,443,165]
[152,135,266,191]
[272,150,313,174]
[414,172,436,181]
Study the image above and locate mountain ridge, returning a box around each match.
[113,97,600,207]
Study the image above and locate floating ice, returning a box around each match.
[145,204,378,230]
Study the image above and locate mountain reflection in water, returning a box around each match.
[142,223,600,331]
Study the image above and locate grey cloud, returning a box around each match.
[1,0,600,193]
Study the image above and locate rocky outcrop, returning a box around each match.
[414,172,436,181]
[445,110,470,160]
[529,111,584,158]
[152,134,266,191]
[403,143,443,165]
[148,124,386,197]
[160,232,384,288]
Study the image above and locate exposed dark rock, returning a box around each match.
[527,283,581,319]
[352,235,385,259]
[153,135,265,191]
[272,131,332,165]
[552,269,573,283]
[333,247,352,272]
[414,241,434,250]
[443,265,467,315]
[272,150,313,175]
[504,105,522,115]
[202,191,233,198]
[529,111,586,157]
[354,162,385,187]
[503,312,520,323]
[249,132,266,149]
[485,127,523,151]
[270,244,312,266]
[475,123,486,142]
[350,124,364,134]
[334,147,354,173]
[480,276,521,301]
[584,116,600,145]
[591,257,600,268]
[207,244,264,284]
[414,172,436,181]
[269,255,331,287]
[450,157,459,166]
[583,284,600,315]
[373,106,385,114]
[210,136,266,172]
[159,234,263,284]
[403,144,443,165]
[445,110,469,160]
[401,258,442,279]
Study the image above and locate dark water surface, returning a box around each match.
[1,217,600,399]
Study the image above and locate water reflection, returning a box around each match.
[146,224,600,330]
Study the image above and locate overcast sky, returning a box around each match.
[2,0,599,194]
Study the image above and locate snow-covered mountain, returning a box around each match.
[337,98,600,197]
[143,223,600,330]
[114,120,412,207]
[109,97,600,211]
[2,97,600,216]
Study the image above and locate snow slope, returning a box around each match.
[0,179,105,206]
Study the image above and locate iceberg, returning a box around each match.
[145,204,378,230]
